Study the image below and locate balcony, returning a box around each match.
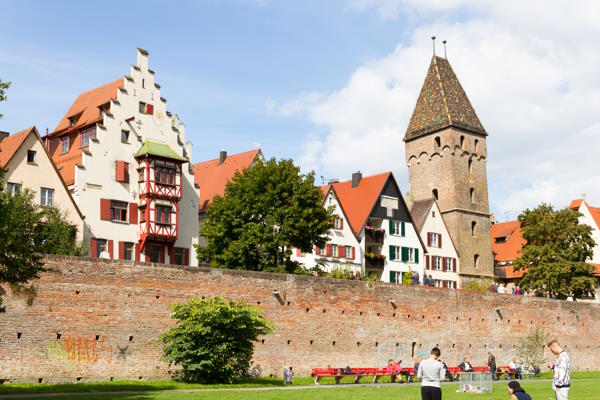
[365,252,385,269]
[365,226,385,244]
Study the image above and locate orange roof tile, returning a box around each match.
[51,79,124,134]
[495,265,526,279]
[193,149,261,212]
[328,172,391,236]
[569,198,583,209]
[491,220,526,263]
[0,127,34,168]
[586,205,600,232]
[591,263,600,277]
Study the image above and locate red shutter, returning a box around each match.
[326,244,332,257]
[159,245,165,264]
[184,248,190,266]
[315,246,320,255]
[90,238,97,258]
[124,162,129,183]
[351,247,355,259]
[296,248,301,257]
[453,258,457,272]
[146,104,154,115]
[135,243,140,262]
[115,160,124,182]
[119,241,125,260]
[426,255,430,270]
[108,240,113,259]
[427,233,431,247]
[339,218,343,229]
[169,246,175,264]
[100,198,111,220]
[438,234,442,248]
[129,203,138,224]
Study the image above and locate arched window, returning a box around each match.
[432,189,439,200]
[474,139,479,153]
[471,221,477,237]
[460,135,465,148]
[470,188,475,203]
[468,158,473,174]
[474,254,480,269]
[434,136,441,150]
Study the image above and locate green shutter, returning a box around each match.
[401,221,406,236]
[389,245,394,260]
[389,219,394,235]
[414,248,419,264]
[389,270,394,283]
[401,247,408,262]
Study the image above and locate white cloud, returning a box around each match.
[273,0,600,220]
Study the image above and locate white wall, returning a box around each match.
[380,217,424,283]
[578,203,600,265]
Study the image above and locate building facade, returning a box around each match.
[404,55,494,281]
[410,199,460,288]
[0,126,84,237]
[43,49,199,265]
[292,172,426,283]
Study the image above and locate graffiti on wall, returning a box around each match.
[46,335,113,367]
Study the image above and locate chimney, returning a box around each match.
[219,150,227,165]
[352,171,362,188]
[0,131,9,143]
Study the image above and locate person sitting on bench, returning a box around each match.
[509,359,522,379]
[458,358,473,372]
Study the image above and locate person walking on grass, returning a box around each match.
[547,340,570,400]
[507,381,532,400]
[417,347,445,400]
[488,352,497,380]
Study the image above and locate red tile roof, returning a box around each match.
[569,198,583,209]
[569,198,600,232]
[491,220,525,263]
[324,172,391,236]
[0,127,33,168]
[193,149,261,212]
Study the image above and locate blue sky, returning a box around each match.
[2,1,599,220]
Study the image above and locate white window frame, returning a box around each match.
[331,244,338,258]
[124,242,134,261]
[445,257,453,271]
[345,246,352,258]
[407,247,415,263]
[332,217,342,229]
[393,221,403,236]
[429,232,439,248]
[7,182,21,195]
[433,255,442,270]
[40,187,54,206]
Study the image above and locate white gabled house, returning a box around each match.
[569,199,600,268]
[293,171,426,283]
[410,199,461,288]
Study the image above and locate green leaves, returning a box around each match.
[0,79,10,119]
[513,203,596,300]
[159,296,275,383]
[197,158,333,273]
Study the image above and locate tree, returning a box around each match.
[34,207,86,256]
[0,170,44,312]
[513,203,596,300]
[0,79,10,119]
[160,296,275,383]
[197,158,333,274]
[516,327,546,371]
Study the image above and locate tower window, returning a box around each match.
[434,136,441,150]
[474,254,480,269]
[460,135,465,148]
[468,158,473,174]
[432,189,438,200]
[474,139,479,153]
[471,221,477,237]
[470,188,475,203]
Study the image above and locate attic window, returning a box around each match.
[495,237,507,244]
[432,189,438,200]
[434,136,441,149]
[98,103,110,117]
[380,196,398,217]
[68,115,79,128]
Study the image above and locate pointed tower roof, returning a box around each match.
[405,56,486,141]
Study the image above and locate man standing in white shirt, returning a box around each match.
[417,347,445,400]
[99,244,110,259]
[547,340,570,400]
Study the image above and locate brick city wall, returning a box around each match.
[1,256,599,383]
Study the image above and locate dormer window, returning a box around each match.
[68,115,79,128]
[495,237,507,244]
[98,102,110,117]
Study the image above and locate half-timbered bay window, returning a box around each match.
[80,126,96,147]
[156,205,171,225]
[110,200,128,222]
[155,166,175,186]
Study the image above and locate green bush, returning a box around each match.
[160,296,275,383]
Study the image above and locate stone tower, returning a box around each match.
[404,56,494,279]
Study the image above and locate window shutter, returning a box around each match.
[389,271,394,283]
[326,244,332,257]
[169,246,175,264]
[100,198,111,220]
[115,161,123,182]
[146,104,154,115]
[339,218,343,229]
[108,240,113,259]
[389,245,394,261]
[414,248,419,264]
[119,241,125,260]
[296,248,301,257]
[159,246,165,264]
[123,162,129,183]
[184,248,190,266]
[90,238,97,258]
[453,258,457,272]
[427,233,431,247]
[389,219,394,234]
[135,243,140,262]
[426,254,430,270]
[401,247,408,262]
[351,247,355,260]
[438,234,442,248]
[129,203,138,224]
[453,281,457,289]
[315,246,320,255]
[401,221,405,236]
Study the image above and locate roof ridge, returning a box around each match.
[433,57,452,127]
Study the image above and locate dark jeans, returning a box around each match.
[421,386,442,400]
[490,365,496,380]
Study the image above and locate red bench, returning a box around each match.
[496,365,520,380]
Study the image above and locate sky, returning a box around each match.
[1,0,599,221]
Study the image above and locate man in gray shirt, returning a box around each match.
[417,347,446,400]
[547,340,570,400]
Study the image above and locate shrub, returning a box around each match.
[160,296,275,383]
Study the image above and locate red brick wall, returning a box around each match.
[0,255,599,383]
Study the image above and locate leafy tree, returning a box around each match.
[0,170,44,312]
[516,327,546,371]
[160,296,275,383]
[0,79,10,119]
[513,203,596,300]
[402,268,412,285]
[34,207,86,256]
[197,158,333,274]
